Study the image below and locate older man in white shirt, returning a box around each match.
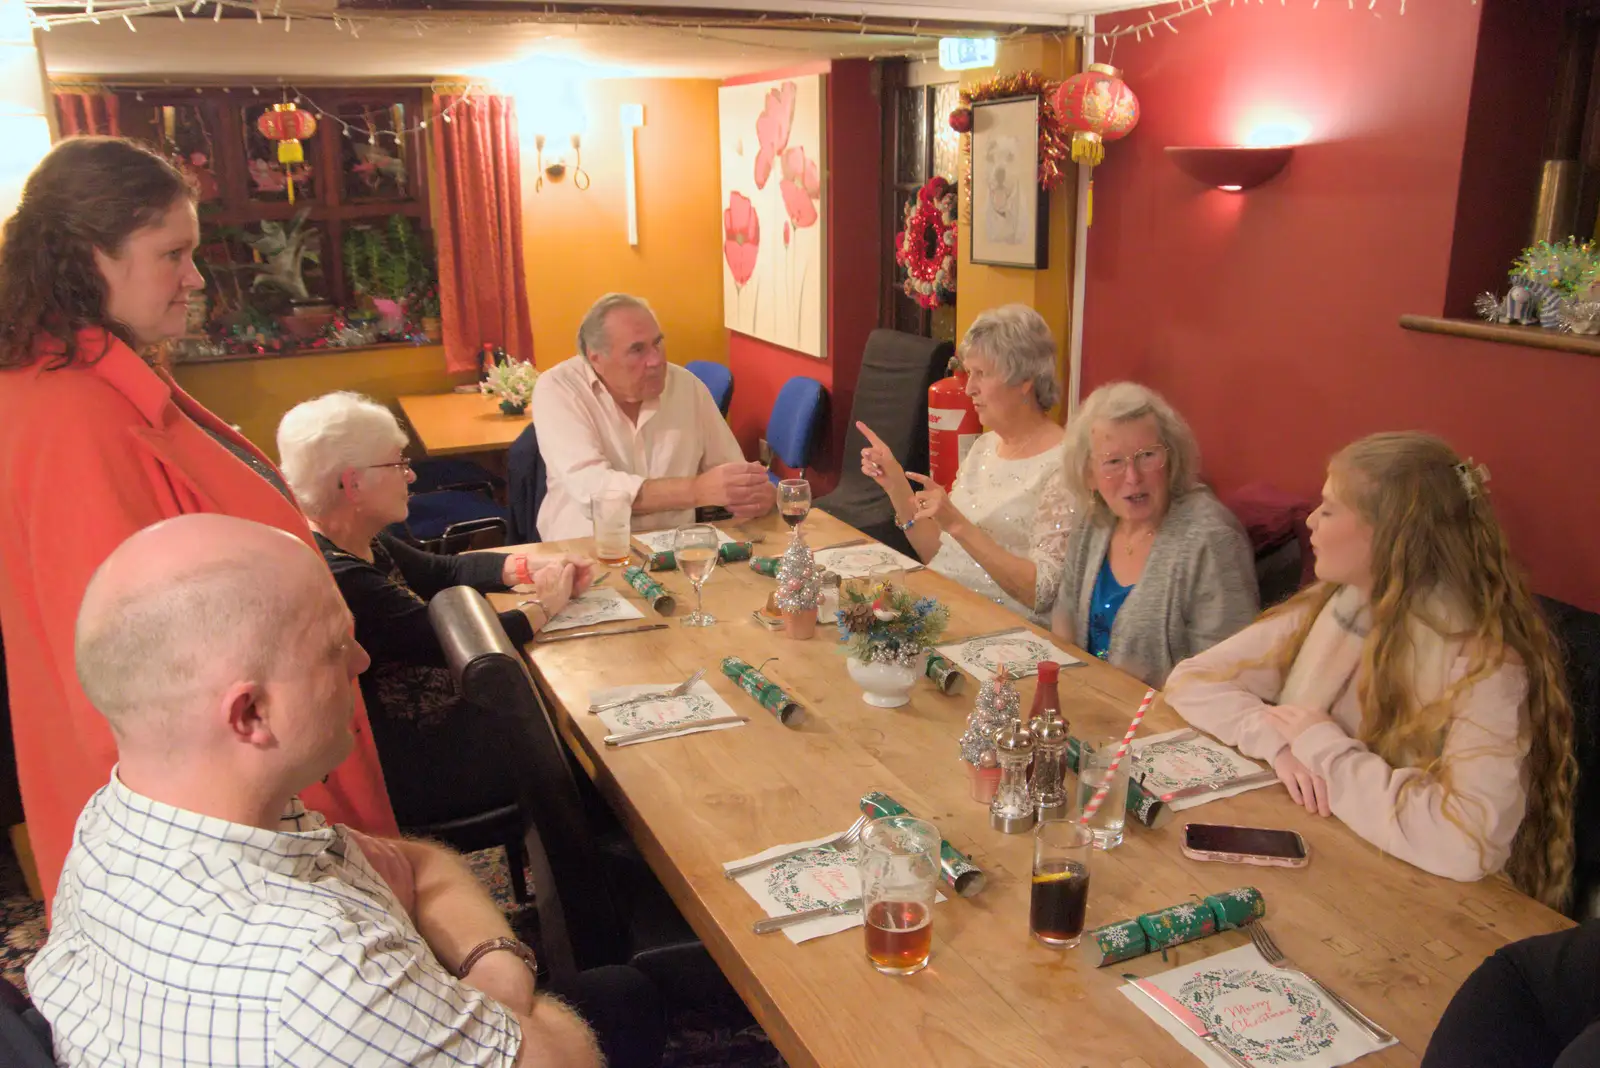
[532,293,774,541]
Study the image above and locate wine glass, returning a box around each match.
[778,478,812,536]
[675,524,719,627]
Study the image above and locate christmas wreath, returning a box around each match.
[895,175,958,310]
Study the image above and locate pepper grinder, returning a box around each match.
[1030,714,1070,820]
[989,717,1037,833]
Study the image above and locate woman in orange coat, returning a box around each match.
[0,137,398,912]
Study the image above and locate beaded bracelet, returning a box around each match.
[896,515,918,532]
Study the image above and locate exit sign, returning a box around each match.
[939,38,997,71]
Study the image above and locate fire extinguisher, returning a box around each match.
[928,357,981,492]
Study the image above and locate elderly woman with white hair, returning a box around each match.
[859,304,1073,624]
[1051,382,1258,687]
[277,391,593,827]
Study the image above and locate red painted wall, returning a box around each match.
[1082,2,1600,611]
[723,60,881,496]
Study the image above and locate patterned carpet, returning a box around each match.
[0,843,783,1067]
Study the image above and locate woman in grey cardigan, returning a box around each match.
[1051,382,1258,687]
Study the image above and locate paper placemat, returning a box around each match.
[541,587,645,632]
[1131,730,1277,811]
[935,628,1081,681]
[1120,944,1396,1068]
[633,527,738,554]
[591,680,745,742]
[723,831,945,944]
[811,543,925,580]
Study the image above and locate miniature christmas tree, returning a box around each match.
[959,663,1020,766]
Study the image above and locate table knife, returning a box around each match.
[1123,976,1253,1068]
[604,715,748,746]
[535,623,668,644]
[752,898,863,934]
[1162,769,1282,802]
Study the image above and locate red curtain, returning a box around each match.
[54,91,121,137]
[430,93,535,374]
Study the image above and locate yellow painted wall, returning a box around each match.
[174,344,455,461]
[521,79,727,370]
[955,36,1080,406]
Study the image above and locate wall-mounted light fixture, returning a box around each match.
[1164,145,1293,192]
[534,131,589,192]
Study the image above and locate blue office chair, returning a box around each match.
[404,490,510,554]
[410,457,502,496]
[763,376,828,484]
[685,361,733,416]
[506,423,547,544]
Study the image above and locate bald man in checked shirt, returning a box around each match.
[27,514,662,1068]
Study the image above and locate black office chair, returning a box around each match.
[428,588,709,991]
[814,329,952,558]
[506,423,547,544]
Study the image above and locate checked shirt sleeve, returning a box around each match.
[277,918,522,1067]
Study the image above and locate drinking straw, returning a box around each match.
[1077,688,1156,826]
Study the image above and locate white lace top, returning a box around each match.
[927,432,1075,625]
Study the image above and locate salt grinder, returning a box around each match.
[989,718,1037,833]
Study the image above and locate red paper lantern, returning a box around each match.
[256,103,317,203]
[1052,64,1140,167]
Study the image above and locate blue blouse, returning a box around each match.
[1086,554,1134,660]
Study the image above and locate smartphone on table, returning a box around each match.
[1181,823,1309,868]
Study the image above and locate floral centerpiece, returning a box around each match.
[481,358,539,416]
[837,581,950,708]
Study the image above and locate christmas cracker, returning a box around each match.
[1065,735,1173,830]
[646,542,756,571]
[923,651,965,696]
[621,566,676,616]
[720,657,805,727]
[749,556,781,577]
[859,791,986,897]
[1081,886,1267,968]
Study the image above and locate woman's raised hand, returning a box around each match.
[857,421,905,490]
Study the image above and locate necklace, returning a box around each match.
[1119,526,1156,556]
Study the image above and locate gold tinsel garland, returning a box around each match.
[955,70,1073,220]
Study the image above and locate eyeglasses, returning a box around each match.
[1095,445,1167,480]
[366,459,413,472]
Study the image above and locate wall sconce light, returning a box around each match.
[0,0,53,222]
[534,131,589,193]
[1165,145,1293,192]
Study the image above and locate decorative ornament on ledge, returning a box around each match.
[895,175,957,309]
[1475,237,1600,333]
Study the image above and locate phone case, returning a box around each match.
[1180,828,1310,868]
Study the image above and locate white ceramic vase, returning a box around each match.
[847,656,918,708]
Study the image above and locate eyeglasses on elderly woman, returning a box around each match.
[1095,445,1167,480]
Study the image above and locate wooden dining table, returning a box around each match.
[490,509,1571,1068]
[397,391,530,456]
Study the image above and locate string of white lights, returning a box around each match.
[1092,0,1474,43]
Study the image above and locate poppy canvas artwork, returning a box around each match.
[717,76,828,360]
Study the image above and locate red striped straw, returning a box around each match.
[1078,687,1157,826]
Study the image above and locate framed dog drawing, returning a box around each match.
[969,96,1049,270]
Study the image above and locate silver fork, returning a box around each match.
[724,815,870,881]
[1248,922,1393,1044]
[588,669,706,715]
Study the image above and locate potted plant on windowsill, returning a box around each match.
[416,281,442,342]
[344,214,427,339]
[244,208,330,339]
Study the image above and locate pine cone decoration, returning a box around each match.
[842,601,878,633]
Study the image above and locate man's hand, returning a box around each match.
[347,830,419,918]
[697,462,772,512]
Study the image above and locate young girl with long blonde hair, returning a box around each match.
[1167,432,1576,909]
